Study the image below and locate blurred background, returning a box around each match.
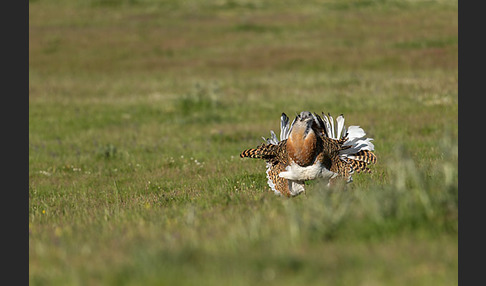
[29,0,458,285]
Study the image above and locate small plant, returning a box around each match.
[97,144,117,159]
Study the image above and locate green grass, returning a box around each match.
[29,0,458,285]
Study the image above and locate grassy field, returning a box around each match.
[29,0,458,285]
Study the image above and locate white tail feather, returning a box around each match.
[263,130,279,145]
[329,114,335,139]
[342,137,374,151]
[322,114,333,139]
[340,126,374,160]
[345,126,366,141]
[336,114,345,139]
[322,113,346,140]
[280,113,290,141]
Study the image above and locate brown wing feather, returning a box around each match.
[350,150,377,164]
[267,161,291,197]
[241,140,296,197]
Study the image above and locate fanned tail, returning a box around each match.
[341,126,377,174]
[317,112,377,178]
[321,113,347,140]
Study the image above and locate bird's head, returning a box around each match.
[291,111,317,139]
[296,111,313,123]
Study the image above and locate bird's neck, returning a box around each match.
[287,123,319,166]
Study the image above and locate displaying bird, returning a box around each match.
[240,111,376,197]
